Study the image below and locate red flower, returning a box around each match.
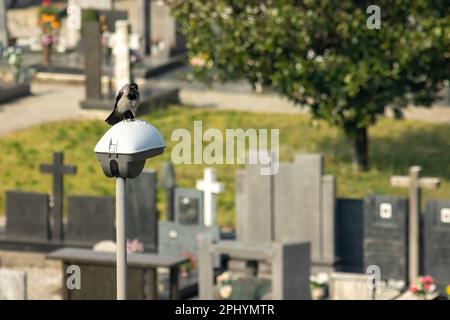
[42,0,51,6]
[409,284,419,293]
[421,275,434,285]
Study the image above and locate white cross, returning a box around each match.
[196,168,224,227]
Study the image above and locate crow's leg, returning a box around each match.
[123,110,135,120]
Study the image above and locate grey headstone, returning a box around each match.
[364,195,408,284]
[423,200,450,292]
[235,170,247,241]
[126,170,158,252]
[237,164,272,242]
[159,221,219,261]
[6,191,50,242]
[136,0,151,55]
[336,198,364,272]
[0,0,7,49]
[293,154,323,261]
[66,196,114,246]
[83,22,102,101]
[174,188,203,225]
[0,269,27,300]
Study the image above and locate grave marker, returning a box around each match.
[364,195,409,285]
[160,161,176,221]
[82,22,102,102]
[423,200,450,291]
[196,168,224,227]
[390,166,440,284]
[126,170,158,252]
[113,20,131,90]
[174,188,203,225]
[136,0,151,56]
[66,196,114,246]
[6,191,50,242]
[40,152,77,242]
[0,269,27,300]
[0,0,8,49]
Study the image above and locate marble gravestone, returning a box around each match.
[5,191,50,242]
[126,170,158,253]
[174,188,203,225]
[82,22,102,104]
[423,200,450,292]
[364,195,409,286]
[66,195,115,246]
[0,269,27,300]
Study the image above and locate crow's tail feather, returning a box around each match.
[105,111,122,126]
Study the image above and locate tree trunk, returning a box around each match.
[348,126,369,171]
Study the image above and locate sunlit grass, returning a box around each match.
[0,105,449,227]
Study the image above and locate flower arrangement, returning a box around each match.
[310,272,329,289]
[2,46,23,83]
[126,239,144,254]
[179,251,196,278]
[38,0,61,65]
[409,275,436,299]
[216,271,233,299]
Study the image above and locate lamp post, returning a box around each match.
[94,119,165,299]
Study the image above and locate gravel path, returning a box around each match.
[0,82,108,137]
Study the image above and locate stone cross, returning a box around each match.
[196,168,224,227]
[0,0,8,49]
[40,152,77,241]
[160,161,177,221]
[66,0,82,49]
[112,20,131,91]
[390,166,440,284]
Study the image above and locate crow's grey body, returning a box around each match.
[105,83,140,126]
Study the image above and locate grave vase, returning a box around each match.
[311,287,327,300]
[43,44,52,66]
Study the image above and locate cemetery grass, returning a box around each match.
[0,105,450,227]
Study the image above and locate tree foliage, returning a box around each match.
[167,0,450,168]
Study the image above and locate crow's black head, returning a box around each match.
[127,83,139,99]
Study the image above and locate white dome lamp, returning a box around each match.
[94,119,165,300]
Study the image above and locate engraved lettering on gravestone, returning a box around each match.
[366,265,381,290]
[66,265,81,290]
[379,203,392,219]
[440,208,450,223]
[366,5,381,29]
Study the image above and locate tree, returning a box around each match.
[166,0,450,170]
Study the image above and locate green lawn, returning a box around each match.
[0,105,449,227]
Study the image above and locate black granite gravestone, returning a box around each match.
[336,198,364,272]
[126,170,158,253]
[5,191,50,242]
[174,188,203,225]
[364,195,409,284]
[66,195,114,246]
[423,200,450,292]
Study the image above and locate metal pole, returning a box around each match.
[116,177,127,300]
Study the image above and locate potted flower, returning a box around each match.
[216,271,233,299]
[409,275,436,299]
[310,272,329,300]
[179,252,196,279]
[2,46,22,83]
[38,0,61,66]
